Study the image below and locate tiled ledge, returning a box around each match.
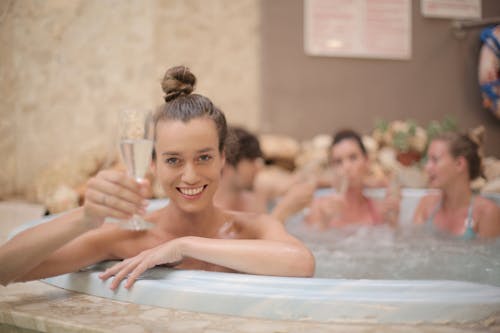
[0,281,498,333]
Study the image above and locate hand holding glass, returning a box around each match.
[118,109,154,230]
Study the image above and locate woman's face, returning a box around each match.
[330,139,368,187]
[425,140,462,189]
[153,117,224,213]
[234,158,264,191]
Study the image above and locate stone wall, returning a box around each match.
[0,0,261,199]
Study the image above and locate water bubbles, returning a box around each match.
[286,215,500,286]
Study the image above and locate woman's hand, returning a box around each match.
[381,194,400,227]
[99,239,184,290]
[305,195,344,229]
[82,170,150,229]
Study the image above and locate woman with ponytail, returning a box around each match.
[413,129,500,239]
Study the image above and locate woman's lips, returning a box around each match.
[177,185,207,199]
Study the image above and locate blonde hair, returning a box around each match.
[433,129,483,180]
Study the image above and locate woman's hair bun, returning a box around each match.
[468,125,485,147]
[161,66,196,102]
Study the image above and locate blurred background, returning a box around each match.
[1,0,499,201]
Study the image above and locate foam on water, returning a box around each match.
[286,213,500,286]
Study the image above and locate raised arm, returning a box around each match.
[271,179,316,223]
[378,181,401,227]
[100,215,315,289]
[0,169,149,285]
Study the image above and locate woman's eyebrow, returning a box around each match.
[161,151,180,156]
[161,148,214,156]
[197,147,215,153]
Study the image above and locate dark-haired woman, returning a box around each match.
[305,129,399,229]
[413,132,500,239]
[0,66,314,287]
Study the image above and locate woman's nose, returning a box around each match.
[340,161,351,172]
[181,163,199,184]
[424,160,432,173]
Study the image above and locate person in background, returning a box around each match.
[0,65,315,287]
[214,126,316,223]
[305,129,400,229]
[214,126,267,213]
[413,131,500,239]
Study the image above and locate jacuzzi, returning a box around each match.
[14,189,500,324]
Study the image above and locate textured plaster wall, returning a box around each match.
[0,0,261,198]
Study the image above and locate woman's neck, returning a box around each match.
[343,186,367,205]
[441,177,472,211]
[166,203,222,235]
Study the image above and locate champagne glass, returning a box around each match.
[118,109,155,230]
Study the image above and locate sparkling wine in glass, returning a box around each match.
[118,109,155,230]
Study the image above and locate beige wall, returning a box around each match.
[3,0,498,200]
[0,0,261,198]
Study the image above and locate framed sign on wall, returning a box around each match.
[304,0,412,60]
[421,0,481,19]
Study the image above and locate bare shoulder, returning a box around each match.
[229,210,279,227]
[413,192,441,224]
[474,196,500,238]
[228,210,287,238]
[474,196,500,217]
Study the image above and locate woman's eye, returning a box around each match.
[165,157,179,165]
[198,154,213,162]
[332,159,341,166]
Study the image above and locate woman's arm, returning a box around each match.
[378,182,401,227]
[0,169,149,285]
[271,179,316,223]
[0,208,94,286]
[100,216,315,289]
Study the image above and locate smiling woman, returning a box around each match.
[0,66,314,287]
[413,131,500,239]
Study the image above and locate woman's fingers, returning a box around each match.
[124,262,151,289]
[88,171,147,207]
[98,242,186,290]
[108,256,146,290]
[99,260,128,281]
[98,250,155,290]
[83,170,151,225]
[86,188,141,217]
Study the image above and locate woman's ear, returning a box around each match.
[455,155,467,174]
[221,150,226,170]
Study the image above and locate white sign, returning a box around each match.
[304,0,412,60]
[421,0,481,19]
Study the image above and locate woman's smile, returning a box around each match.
[177,185,208,199]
